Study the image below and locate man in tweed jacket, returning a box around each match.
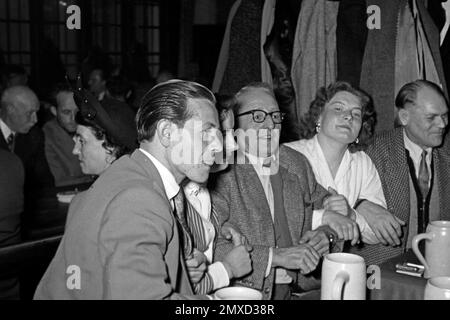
[352,80,450,266]
[211,83,352,300]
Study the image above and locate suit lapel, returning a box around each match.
[130,149,168,194]
[279,165,304,243]
[435,147,450,220]
[0,131,8,151]
[235,163,275,245]
[130,149,194,293]
[386,129,411,224]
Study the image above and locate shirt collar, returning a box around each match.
[139,148,180,201]
[184,181,202,197]
[403,129,432,163]
[244,151,278,176]
[0,118,13,141]
[312,134,353,168]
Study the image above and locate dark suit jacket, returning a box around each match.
[211,146,328,300]
[0,149,23,299]
[0,125,54,190]
[34,149,201,299]
[351,128,450,265]
[0,149,24,246]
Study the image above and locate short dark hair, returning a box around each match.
[136,80,216,142]
[75,113,130,160]
[299,81,375,152]
[106,76,132,99]
[395,79,446,109]
[214,93,235,114]
[75,97,137,160]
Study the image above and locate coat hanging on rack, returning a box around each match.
[336,0,368,87]
[215,0,275,96]
[360,0,447,133]
[291,0,340,120]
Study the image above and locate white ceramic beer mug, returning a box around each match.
[412,221,450,278]
[321,253,366,300]
[424,277,450,300]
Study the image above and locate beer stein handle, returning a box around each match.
[412,233,432,273]
[332,271,349,300]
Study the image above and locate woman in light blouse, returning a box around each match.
[285,82,404,245]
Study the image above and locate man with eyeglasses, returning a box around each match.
[211,82,340,300]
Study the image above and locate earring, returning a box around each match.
[315,122,321,133]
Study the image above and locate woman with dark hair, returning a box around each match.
[72,97,137,176]
[285,81,387,244]
[63,87,138,228]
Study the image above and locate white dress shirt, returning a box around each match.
[184,181,229,290]
[0,118,14,142]
[139,148,179,208]
[285,136,386,244]
[140,148,229,291]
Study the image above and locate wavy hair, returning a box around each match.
[299,81,376,152]
[75,113,131,160]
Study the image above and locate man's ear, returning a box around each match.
[50,106,57,117]
[156,119,173,147]
[105,147,117,164]
[397,108,409,126]
[5,103,17,116]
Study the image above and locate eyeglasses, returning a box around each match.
[236,109,285,124]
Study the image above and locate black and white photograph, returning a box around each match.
[1,0,450,305]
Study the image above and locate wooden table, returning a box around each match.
[369,250,427,300]
[294,250,428,300]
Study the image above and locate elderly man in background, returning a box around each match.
[353,80,450,265]
[0,85,54,190]
[43,83,92,186]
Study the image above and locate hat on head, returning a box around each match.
[74,87,138,151]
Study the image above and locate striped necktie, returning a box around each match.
[418,150,430,233]
[173,189,193,258]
